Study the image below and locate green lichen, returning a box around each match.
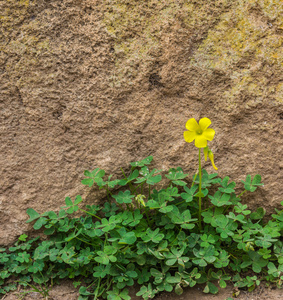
[193,0,283,104]
[1,0,51,88]
[102,0,282,104]
[102,0,231,87]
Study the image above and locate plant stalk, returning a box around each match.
[198,149,202,231]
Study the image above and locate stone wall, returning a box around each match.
[1,0,282,245]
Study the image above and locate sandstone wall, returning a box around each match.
[1,0,282,245]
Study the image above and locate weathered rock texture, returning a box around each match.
[0,0,282,245]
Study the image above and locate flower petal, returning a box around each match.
[208,151,218,170]
[203,146,209,161]
[199,118,212,130]
[185,118,200,131]
[195,135,207,148]
[184,131,196,143]
[203,128,215,141]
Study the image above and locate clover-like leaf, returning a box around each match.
[241,251,268,273]
[141,228,164,243]
[202,207,224,227]
[215,215,237,239]
[218,176,236,194]
[181,185,198,203]
[81,168,105,187]
[135,167,162,185]
[118,231,137,245]
[61,196,82,214]
[107,287,131,300]
[164,247,190,268]
[130,156,153,167]
[250,207,266,220]
[165,167,188,186]
[169,209,197,230]
[214,250,229,268]
[16,252,30,263]
[26,208,41,223]
[241,174,263,192]
[118,169,139,186]
[200,234,216,248]
[113,190,134,204]
[194,170,220,188]
[234,203,251,215]
[209,191,232,207]
[93,264,111,278]
[136,284,158,300]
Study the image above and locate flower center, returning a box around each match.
[196,129,203,135]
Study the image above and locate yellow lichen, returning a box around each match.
[102,0,231,87]
[193,0,283,105]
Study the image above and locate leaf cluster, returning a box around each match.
[0,157,282,299]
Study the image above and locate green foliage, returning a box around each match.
[0,157,282,299]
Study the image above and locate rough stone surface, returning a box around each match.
[0,0,283,245]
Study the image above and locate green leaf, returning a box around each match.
[118,169,139,186]
[165,167,188,182]
[130,156,153,167]
[74,195,83,205]
[118,232,137,245]
[113,190,134,204]
[159,206,174,213]
[209,191,232,207]
[203,282,218,294]
[93,264,111,278]
[33,217,47,230]
[218,176,236,193]
[26,208,40,223]
[175,284,183,295]
[81,178,94,187]
[79,286,93,296]
[141,228,164,243]
[181,185,198,203]
[64,197,73,206]
[241,174,263,192]
[135,167,162,185]
[18,234,28,242]
[82,168,105,187]
[250,207,266,220]
[194,170,220,188]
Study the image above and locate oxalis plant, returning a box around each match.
[0,118,283,300]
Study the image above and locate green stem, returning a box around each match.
[141,182,144,195]
[79,208,101,220]
[198,149,202,231]
[120,167,136,195]
[191,168,199,188]
[145,208,151,225]
[169,227,182,246]
[238,190,247,198]
[94,277,101,300]
[133,182,144,194]
[75,236,95,246]
[102,186,111,203]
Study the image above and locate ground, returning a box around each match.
[3,281,282,300]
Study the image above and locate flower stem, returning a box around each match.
[198,149,202,231]
[78,208,101,220]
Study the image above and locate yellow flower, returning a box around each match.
[203,147,218,171]
[184,118,215,148]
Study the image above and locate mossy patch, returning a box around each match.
[102,0,232,88]
[1,0,51,88]
[193,0,283,104]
